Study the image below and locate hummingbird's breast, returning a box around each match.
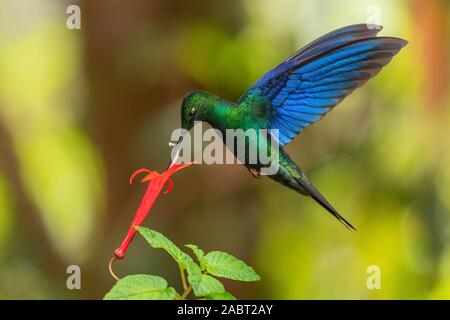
[207,104,276,169]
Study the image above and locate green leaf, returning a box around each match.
[103,275,177,300]
[206,291,237,300]
[135,226,210,296]
[185,261,202,288]
[182,262,223,297]
[185,244,205,268]
[191,274,225,297]
[136,226,195,270]
[203,251,261,281]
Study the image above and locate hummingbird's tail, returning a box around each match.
[294,175,356,231]
[271,149,356,231]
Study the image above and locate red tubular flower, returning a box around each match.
[114,162,193,260]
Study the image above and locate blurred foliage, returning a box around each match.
[0,0,449,299]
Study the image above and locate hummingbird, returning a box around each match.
[171,24,407,230]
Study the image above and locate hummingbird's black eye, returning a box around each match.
[190,107,196,115]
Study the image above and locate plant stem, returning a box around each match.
[181,285,192,299]
[108,257,121,281]
[179,264,192,299]
[180,271,207,299]
[179,265,188,291]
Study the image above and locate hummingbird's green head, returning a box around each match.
[172,90,225,166]
[180,90,214,131]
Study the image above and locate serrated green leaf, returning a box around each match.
[181,254,225,298]
[185,260,202,286]
[203,251,260,281]
[206,291,237,300]
[191,274,225,297]
[103,275,177,300]
[185,244,205,268]
[136,226,196,271]
[135,227,208,296]
[183,262,221,297]
[136,226,185,266]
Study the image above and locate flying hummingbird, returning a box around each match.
[171,24,407,230]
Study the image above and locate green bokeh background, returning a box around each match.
[0,0,449,299]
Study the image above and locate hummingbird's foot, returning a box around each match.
[249,168,261,179]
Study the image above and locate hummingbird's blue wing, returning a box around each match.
[247,24,383,90]
[240,24,407,146]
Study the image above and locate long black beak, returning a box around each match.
[167,134,185,169]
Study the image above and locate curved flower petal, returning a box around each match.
[164,179,173,194]
[129,168,153,184]
[141,171,161,183]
